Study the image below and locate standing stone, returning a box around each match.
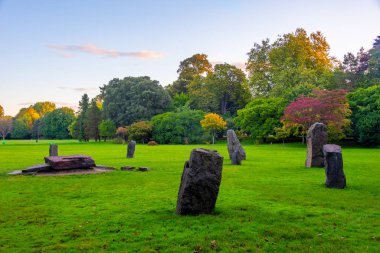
[127,141,136,158]
[227,129,246,165]
[49,144,58,156]
[305,123,327,167]
[176,148,223,215]
[323,144,346,189]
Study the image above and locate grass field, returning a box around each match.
[0,140,379,252]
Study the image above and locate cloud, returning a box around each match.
[48,44,163,59]
[58,86,98,93]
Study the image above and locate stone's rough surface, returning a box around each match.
[93,165,115,171]
[22,164,51,173]
[305,123,328,167]
[323,144,346,189]
[176,148,223,215]
[138,167,150,171]
[121,166,136,171]
[44,155,96,170]
[227,129,246,165]
[49,144,58,156]
[127,141,136,158]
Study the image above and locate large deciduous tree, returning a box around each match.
[0,105,4,117]
[0,116,13,140]
[348,85,380,145]
[246,28,334,97]
[42,107,75,139]
[103,76,171,126]
[281,89,351,141]
[11,119,30,139]
[167,53,212,96]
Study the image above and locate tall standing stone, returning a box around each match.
[176,148,223,215]
[49,144,58,156]
[127,140,136,158]
[305,123,327,167]
[323,144,346,189]
[227,129,246,165]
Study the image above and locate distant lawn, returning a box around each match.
[0,141,379,252]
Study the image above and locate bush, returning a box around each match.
[147,140,158,146]
[151,108,205,144]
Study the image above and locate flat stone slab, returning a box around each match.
[22,164,51,173]
[36,166,115,176]
[121,166,136,171]
[8,170,23,175]
[138,167,150,171]
[45,155,96,170]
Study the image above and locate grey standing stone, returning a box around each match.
[49,144,58,156]
[323,144,346,189]
[227,129,246,165]
[305,123,327,167]
[176,148,223,215]
[127,141,136,158]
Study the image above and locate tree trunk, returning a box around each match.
[220,94,228,115]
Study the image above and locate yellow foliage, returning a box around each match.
[200,113,227,132]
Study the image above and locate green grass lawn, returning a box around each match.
[0,140,379,252]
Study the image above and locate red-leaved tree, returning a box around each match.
[280,89,351,141]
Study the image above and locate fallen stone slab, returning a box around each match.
[44,155,96,170]
[8,170,23,175]
[323,144,346,189]
[36,166,114,176]
[22,164,52,173]
[121,166,136,171]
[138,167,150,171]
[176,148,223,215]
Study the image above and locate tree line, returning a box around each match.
[1,28,379,145]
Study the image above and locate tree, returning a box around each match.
[103,76,171,126]
[235,97,286,141]
[11,119,30,139]
[151,109,205,144]
[0,105,4,117]
[200,113,227,144]
[0,116,13,140]
[84,98,102,141]
[194,63,250,115]
[41,107,75,139]
[348,85,380,145]
[77,94,90,141]
[281,89,351,141]
[167,53,212,96]
[31,119,44,141]
[33,102,56,116]
[98,119,116,141]
[126,121,152,143]
[246,28,334,97]
[15,107,40,129]
[172,93,190,109]
[368,35,380,83]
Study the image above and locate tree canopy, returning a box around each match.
[103,76,171,126]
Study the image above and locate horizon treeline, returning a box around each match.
[1,28,379,145]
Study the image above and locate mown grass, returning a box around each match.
[0,140,379,252]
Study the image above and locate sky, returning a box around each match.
[1,0,379,116]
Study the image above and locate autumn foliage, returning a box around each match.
[200,113,227,144]
[281,89,351,140]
